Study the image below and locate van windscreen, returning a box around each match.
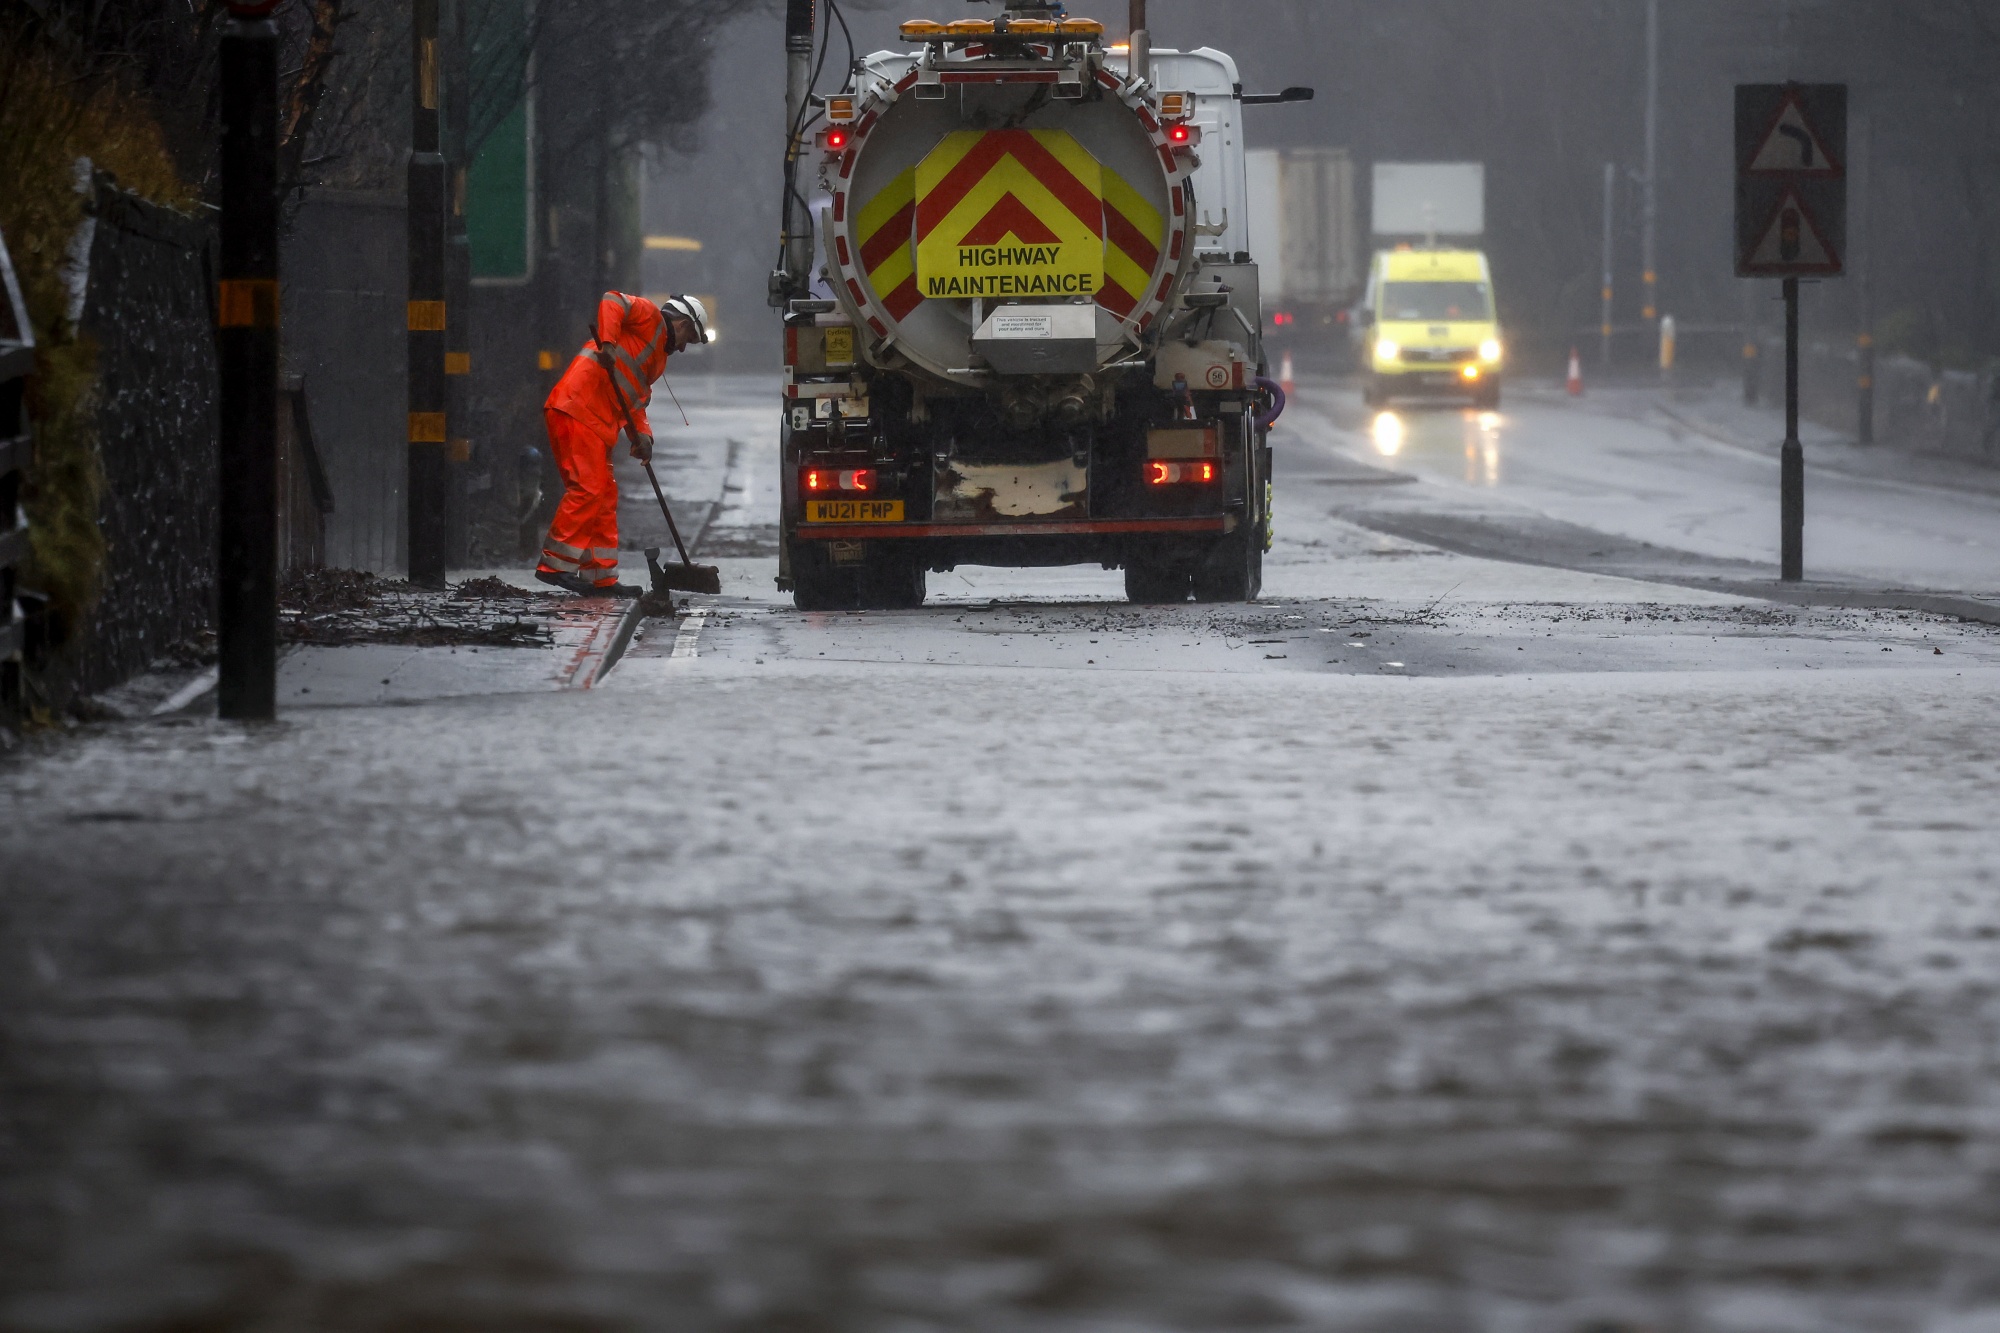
[1382,281,1492,321]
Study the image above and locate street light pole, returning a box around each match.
[407,0,449,587]
[1853,99,1874,444]
[216,0,280,720]
[1640,0,1658,324]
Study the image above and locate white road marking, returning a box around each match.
[670,611,709,660]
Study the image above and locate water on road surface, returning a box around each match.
[5,375,2000,1333]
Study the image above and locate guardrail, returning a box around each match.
[0,228,33,720]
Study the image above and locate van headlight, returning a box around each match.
[1479,338,1503,364]
[1374,339,1400,363]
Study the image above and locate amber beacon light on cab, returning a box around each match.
[768,0,1311,609]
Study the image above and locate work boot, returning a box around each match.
[535,569,643,599]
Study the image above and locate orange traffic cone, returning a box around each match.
[1279,349,1295,398]
[1566,346,1584,397]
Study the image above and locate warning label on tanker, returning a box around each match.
[915,130,1104,299]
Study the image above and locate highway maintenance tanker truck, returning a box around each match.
[769,0,1310,609]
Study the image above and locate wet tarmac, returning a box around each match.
[5,376,2000,1332]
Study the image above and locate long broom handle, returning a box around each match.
[641,459,697,570]
[590,330,700,572]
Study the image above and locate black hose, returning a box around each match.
[774,0,859,283]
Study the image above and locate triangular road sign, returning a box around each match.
[1747,94,1842,175]
[1745,188,1842,272]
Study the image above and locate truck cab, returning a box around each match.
[1360,248,1503,409]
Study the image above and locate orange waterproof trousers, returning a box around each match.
[537,407,622,588]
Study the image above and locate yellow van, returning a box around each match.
[1360,248,1503,409]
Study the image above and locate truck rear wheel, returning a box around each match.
[790,540,855,611]
[1193,526,1262,603]
[859,549,926,610]
[1125,559,1191,604]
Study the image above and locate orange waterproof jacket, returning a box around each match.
[545,291,671,439]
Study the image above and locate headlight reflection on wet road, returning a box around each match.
[1372,410,1405,456]
[1463,409,1503,486]
[1372,407,1503,482]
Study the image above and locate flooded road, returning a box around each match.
[4,375,2000,1332]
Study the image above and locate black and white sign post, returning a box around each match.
[1736,82,1846,583]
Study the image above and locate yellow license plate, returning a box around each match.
[806,499,904,523]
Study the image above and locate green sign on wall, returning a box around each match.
[468,94,531,281]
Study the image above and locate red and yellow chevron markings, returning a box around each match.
[853,168,921,320]
[1099,163,1164,318]
[915,130,1102,300]
[851,128,1165,325]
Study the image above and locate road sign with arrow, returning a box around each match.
[1734,81,1846,585]
[1736,83,1846,277]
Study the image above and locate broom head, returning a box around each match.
[645,547,722,596]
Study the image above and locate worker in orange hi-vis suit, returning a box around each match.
[537,291,709,595]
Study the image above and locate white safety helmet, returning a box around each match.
[659,294,710,346]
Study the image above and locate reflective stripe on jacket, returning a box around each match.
[544,291,671,437]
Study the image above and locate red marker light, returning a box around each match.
[803,467,876,493]
[1168,123,1190,144]
[827,129,848,150]
[1145,460,1219,485]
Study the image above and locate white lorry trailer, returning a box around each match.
[1246,146,1361,334]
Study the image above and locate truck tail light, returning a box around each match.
[1146,460,1217,486]
[803,467,876,493]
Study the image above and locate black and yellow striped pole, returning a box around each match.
[445,0,472,564]
[407,0,449,587]
[216,0,280,720]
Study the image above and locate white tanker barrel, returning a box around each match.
[817,18,1197,384]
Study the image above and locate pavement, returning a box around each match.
[5,373,2000,1332]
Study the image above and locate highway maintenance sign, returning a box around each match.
[916,130,1105,300]
[1735,83,1846,277]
